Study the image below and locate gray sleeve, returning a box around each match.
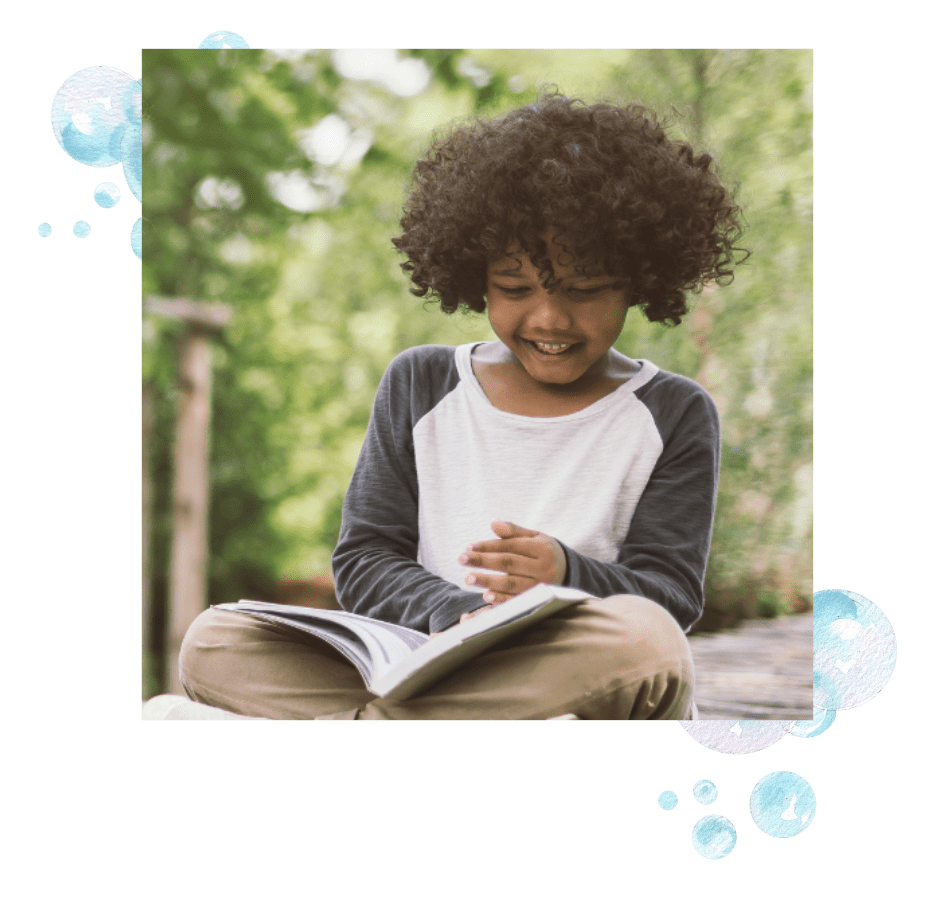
[560,375,720,632]
[331,347,486,634]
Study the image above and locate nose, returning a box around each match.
[528,287,574,332]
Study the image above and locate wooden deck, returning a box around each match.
[688,612,814,720]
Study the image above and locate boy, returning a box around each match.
[180,93,745,719]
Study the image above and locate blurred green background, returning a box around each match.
[143,49,812,697]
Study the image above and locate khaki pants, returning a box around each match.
[178,595,695,720]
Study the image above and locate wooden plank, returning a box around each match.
[688,613,814,720]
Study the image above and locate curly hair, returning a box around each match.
[393,93,747,326]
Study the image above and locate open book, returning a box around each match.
[214,583,591,700]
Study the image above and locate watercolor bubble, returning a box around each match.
[94,181,121,208]
[73,221,91,238]
[788,701,836,738]
[658,791,678,810]
[51,66,136,167]
[693,779,718,805]
[813,589,896,710]
[680,719,790,754]
[124,78,142,126]
[199,31,250,49]
[121,120,142,202]
[691,815,736,860]
[131,218,142,259]
[750,771,815,838]
[38,223,52,237]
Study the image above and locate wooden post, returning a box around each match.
[143,298,232,695]
[166,328,213,693]
[142,379,155,693]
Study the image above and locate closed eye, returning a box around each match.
[567,284,613,297]
[493,284,531,296]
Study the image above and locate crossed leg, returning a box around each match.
[178,594,695,720]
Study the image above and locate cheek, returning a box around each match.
[485,300,516,333]
[588,305,629,343]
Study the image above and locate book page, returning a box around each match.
[370,585,591,699]
[225,601,428,682]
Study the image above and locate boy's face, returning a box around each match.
[485,236,630,388]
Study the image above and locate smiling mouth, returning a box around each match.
[525,340,579,355]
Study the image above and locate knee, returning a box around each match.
[178,608,232,696]
[590,594,694,679]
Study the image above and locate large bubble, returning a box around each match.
[199,31,249,49]
[813,590,896,710]
[749,771,816,838]
[121,120,142,202]
[51,67,136,167]
[131,218,142,259]
[680,719,790,754]
[125,78,142,125]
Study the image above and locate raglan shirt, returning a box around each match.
[332,343,720,635]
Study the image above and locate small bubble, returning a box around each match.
[691,815,736,859]
[693,779,718,805]
[131,218,142,259]
[94,181,121,208]
[658,791,678,810]
[38,223,52,237]
[73,221,91,239]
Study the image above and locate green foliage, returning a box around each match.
[143,50,812,686]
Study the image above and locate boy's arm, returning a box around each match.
[332,349,486,634]
[560,388,721,632]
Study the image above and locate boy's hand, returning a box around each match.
[458,520,567,605]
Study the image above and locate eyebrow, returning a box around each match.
[490,266,524,277]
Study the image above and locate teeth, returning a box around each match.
[533,342,572,353]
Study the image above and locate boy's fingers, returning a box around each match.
[463,538,542,558]
[467,571,533,598]
[491,520,538,538]
[462,550,535,576]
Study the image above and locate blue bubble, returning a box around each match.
[94,181,121,208]
[813,589,896,710]
[658,790,678,810]
[750,771,816,838]
[691,815,736,859]
[73,221,91,238]
[788,700,836,738]
[131,218,142,259]
[121,120,142,203]
[199,31,249,49]
[125,78,142,125]
[51,67,136,167]
[693,779,718,804]
[38,223,52,237]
